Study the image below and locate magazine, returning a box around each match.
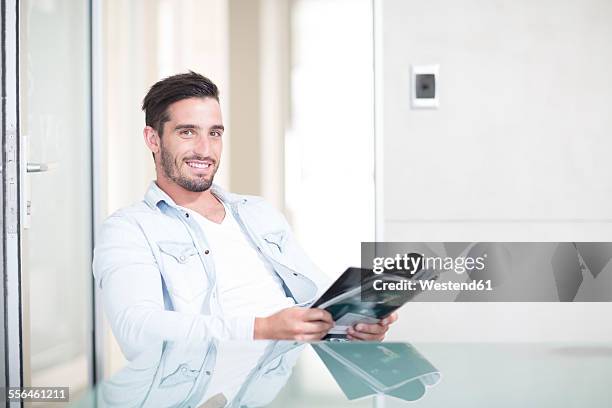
[311,267,438,340]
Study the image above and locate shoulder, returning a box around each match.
[98,201,158,241]
[109,200,156,218]
[229,192,289,224]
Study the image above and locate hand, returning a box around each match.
[346,312,399,341]
[254,307,334,341]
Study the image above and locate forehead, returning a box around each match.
[165,97,222,125]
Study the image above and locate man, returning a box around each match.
[93,72,397,360]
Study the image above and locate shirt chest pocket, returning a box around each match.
[157,241,208,310]
[262,231,286,254]
[262,231,298,270]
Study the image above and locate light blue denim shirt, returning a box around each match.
[93,181,331,360]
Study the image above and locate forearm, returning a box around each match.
[109,305,254,360]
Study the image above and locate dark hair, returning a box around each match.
[142,71,219,137]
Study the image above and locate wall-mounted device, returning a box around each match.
[411,64,439,109]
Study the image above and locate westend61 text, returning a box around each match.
[373,279,493,292]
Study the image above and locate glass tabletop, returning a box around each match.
[71,340,612,408]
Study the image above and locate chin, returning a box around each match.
[181,175,214,192]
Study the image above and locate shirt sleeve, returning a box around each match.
[93,212,254,360]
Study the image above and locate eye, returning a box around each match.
[210,130,223,137]
[180,129,195,137]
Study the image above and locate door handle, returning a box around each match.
[26,162,48,173]
[26,162,57,173]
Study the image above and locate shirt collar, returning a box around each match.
[144,181,244,211]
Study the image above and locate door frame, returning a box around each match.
[2,0,24,396]
[2,0,103,398]
[91,0,105,386]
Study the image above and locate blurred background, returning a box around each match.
[4,0,612,404]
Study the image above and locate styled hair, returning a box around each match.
[142,71,219,137]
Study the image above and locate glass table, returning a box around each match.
[71,340,612,407]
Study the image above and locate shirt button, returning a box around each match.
[204,249,210,255]
[292,273,298,277]
[179,255,186,262]
[185,213,189,218]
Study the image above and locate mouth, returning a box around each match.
[184,159,214,172]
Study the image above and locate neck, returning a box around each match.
[155,174,221,214]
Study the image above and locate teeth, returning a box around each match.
[186,162,210,169]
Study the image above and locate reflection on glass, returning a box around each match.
[72,340,439,407]
[312,342,440,402]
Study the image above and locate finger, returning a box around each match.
[352,323,388,335]
[346,329,384,341]
[380,312,399,326]
[304,308,334,324]
[300,321,333,334]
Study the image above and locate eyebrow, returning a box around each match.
[174,124,224,131]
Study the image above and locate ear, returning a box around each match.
[143,126,160,156]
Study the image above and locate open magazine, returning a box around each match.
[311,267,438,340]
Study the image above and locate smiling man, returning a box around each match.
[93,72,396,359]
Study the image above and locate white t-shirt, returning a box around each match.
[190,203,295,317]
[190,203,296,404]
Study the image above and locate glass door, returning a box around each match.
[18,0,94,401]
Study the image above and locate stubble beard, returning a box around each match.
[159,145,217,192]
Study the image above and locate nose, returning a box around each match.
[192,133,212,156]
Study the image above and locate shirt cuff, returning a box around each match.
[228,316,255,340]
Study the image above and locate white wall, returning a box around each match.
[379,0,612,342]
